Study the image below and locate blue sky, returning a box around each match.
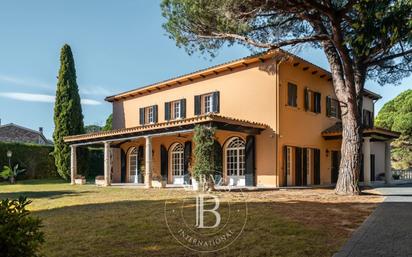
[0,0,411,139]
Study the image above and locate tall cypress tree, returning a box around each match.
[53,44,86,180]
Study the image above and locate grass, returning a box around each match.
[0,179,382,257]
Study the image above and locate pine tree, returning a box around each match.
[53,44,86,180]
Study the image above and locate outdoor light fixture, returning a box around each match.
[6,150,12,167]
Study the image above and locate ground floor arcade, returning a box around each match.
[65,115,400,188]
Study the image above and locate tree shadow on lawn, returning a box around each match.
[33,198,378,257]
[0,190,92,200]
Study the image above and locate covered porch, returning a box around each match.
[322,124,400,185]
[64,114,268,188]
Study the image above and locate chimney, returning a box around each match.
[39,127,43,134]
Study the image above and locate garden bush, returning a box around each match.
[0,197,44,257]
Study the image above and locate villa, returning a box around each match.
[64,50,399,188]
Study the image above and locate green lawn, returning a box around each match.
[0,180,381,257]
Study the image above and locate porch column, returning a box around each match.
[70,145,77,185]
[145,136,153,188]
[385,140,393,184]
[104,141,111,186]
[363,137,371,185]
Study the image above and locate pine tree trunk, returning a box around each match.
[335,99,362,195]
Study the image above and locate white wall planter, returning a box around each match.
[152,180,166,188]
[74,178,86,185]
[95,179,106,186]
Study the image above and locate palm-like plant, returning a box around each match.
[0,164,26,184]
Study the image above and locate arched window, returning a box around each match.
[128,147,139,183]
[171,143,184,177]
[226,137,245,177]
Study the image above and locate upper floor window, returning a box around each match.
[139,105,158,125]
[195,91,220,115]
[363,110,374,128]
[147,106,154,123]
[304,88,321,113]
[326,96,341,119]
[165,99,186,121]
[287,83,298,107]
[203,94,213,113]
[173,101,181,119]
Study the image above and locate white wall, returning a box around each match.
[370,141,386,179]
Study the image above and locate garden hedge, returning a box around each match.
[0,142,104,180]
[0,142,58,179]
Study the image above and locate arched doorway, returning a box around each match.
[170,143,184,185]
[224,137,246,186]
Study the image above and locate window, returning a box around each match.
[146,106,154,123]
[165,99,186,121]
[173,101,181,119]
[304,88,321,113]
[194,92,220,115]
[203,94,213,113]
[139,105,158,125]
[171,143,184,176]
[128,147,139,183]
[288,83,298,107]
[326,96,341,119]
[363,110,373,128]
[226,137,245,176]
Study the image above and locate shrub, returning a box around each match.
[192,125,218,190]
[0,197,44,257]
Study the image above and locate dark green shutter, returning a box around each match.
[213,140,223,184]
[139,108,145,125]
[313,148,320,185]
[302,148,308,186]
[212,91,220,113]
[120,149,126,183]
[245,135,256,186]
[194,95,201,115]
[283,145,289,186]
[138,146,144,183]
[326,96,331,117]
[304,88,309,111]
[183,141,192,184]
[165,102,171,121]
[161,145,168,180]
[371,154,375,181]
[295,147,302,186]
[180,99,186,118]
[153,105,158,123]
[315,93,321,113]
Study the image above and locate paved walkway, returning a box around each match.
[334,184,412,257]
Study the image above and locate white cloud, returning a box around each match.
[0,74,113,97]
[0,92,102,106]
[80,85,113,96]
[0,74,52,89]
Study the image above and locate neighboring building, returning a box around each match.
[64,50,399,187]
[0,122,52,145]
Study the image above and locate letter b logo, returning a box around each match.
[195,194,221,229]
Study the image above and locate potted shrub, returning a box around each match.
[151,175,167,188]
[95,175,106,186]
[74,175,86,185]
[192,125,218,191]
